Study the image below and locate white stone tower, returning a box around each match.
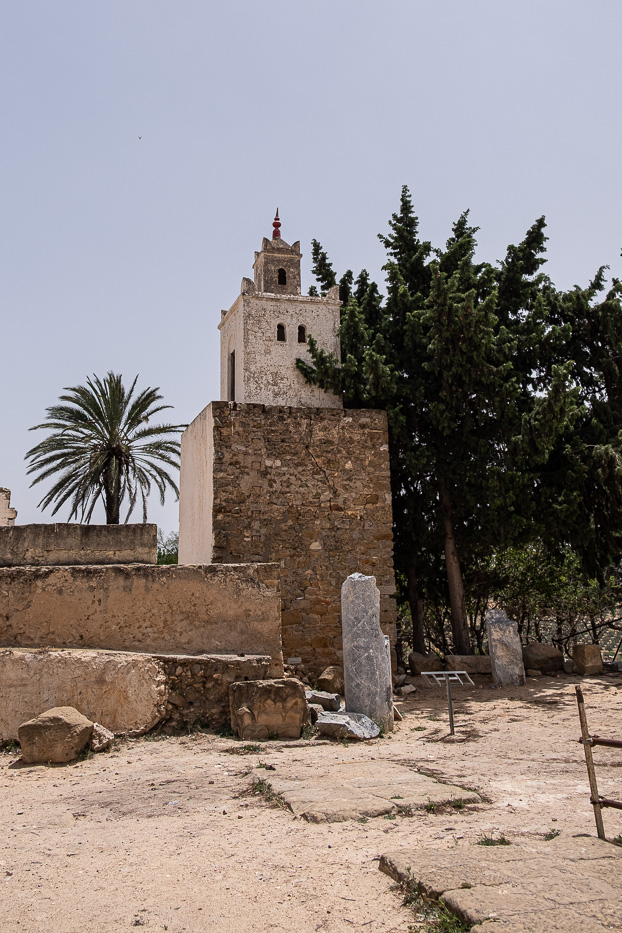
[218,211,342,408]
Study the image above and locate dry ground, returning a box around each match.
[1,673,621,932]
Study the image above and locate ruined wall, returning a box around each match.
[0,648,271,740]
[218,293,342,408]
[0,522,157,567]
[179,402,396,674]
[0,562,283,675]
[179,406,214,565]
[0,488,17,527]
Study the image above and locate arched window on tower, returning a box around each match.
[277,323,286,342]
[298,325,306,344]
[277,268,287,286]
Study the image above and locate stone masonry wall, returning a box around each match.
[202,402,397,675]
[0,562,283,675]
[0,522,157,567]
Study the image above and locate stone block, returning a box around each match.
[486,610,526,686]
[522,642,563,673]
[572,644,603,675]
[445,654,492,675]
[229,678,308,740]
[305,689,340,711]
[0,522,157,566]
[317,666,344,694]
[408,651,443,675]
[0,648,167,741]
[315,711,380,740]
[90,722,114,752]
[342,573,393,732]
[18,706,93,764]
[0,562,284,677]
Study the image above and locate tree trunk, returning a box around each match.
[406,553,426,654]
[438,474,471,654]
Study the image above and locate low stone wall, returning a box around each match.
[158,653,271,733]
[0,562,283,676]
[0,648,271,741]
[0,523,157,566]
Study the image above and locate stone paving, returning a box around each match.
[380,834,622,931]
[258,757,480,822]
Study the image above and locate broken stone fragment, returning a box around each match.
[395,684,417,697]
[90,722,114,752]
[305,689,340,711]
[408,652,443,676]
[18,706,93,764]
[341,573,393,732]
[315,711,380,740]
[445,654,492,675]
[229,678,308,740]
[307,703,324,724]
[522,643,563,673]
[572,644,603,676]
[317,666,344,695]
[486,610,526,687]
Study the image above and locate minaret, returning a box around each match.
[218,212,342,408]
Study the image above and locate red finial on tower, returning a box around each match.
[272,208,281,239]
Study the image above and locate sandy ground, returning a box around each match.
[1,673,621,933]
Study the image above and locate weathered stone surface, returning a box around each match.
[0,562,283,676]
[305,689,340,711]
[158,653,271,733]
[380,836,622,932]
[445,654,492,675]
[266,759,479,823]
[342,573,394,732]
[0,523,156,567]
[0,649,167,740]
[486,610,526,686]
[317,666,344,694]
[315,711,380,740]
[563,658,575,674]
[572,644,603,675]
[90,722,114,752]
[0,648,272,740]
[526,669,543,678]
[0,488,17,527]
[178,402,397,676]
[395,684,416,697]
[408,652,443,675]
[307,703,324,724]
[229,678,308,740]
[522,642,563,673]
[18,706,93,764]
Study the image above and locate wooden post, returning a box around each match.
[575,685,606,840]
[446,675,455,735]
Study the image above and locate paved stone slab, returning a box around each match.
[380,836,622,931]
[263,759,479,823]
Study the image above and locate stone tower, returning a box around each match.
[218,211,342,408]
[179,214,397,675]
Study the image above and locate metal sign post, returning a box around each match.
[421,670,474,735]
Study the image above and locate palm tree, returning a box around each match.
[26,372,186,524]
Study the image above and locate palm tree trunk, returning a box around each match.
[438,473,471,654]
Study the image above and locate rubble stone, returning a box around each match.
[90,722,114,752]
[18,706,93,764]
[522,643,563,673]
[317,666,344,695]
[315,711,380,740]
[572,644,603,676]
[305,689,340,711]
[445,654,492,675]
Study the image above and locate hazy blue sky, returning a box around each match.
[2,1,621,533]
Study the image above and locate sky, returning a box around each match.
[2,0,621,535]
